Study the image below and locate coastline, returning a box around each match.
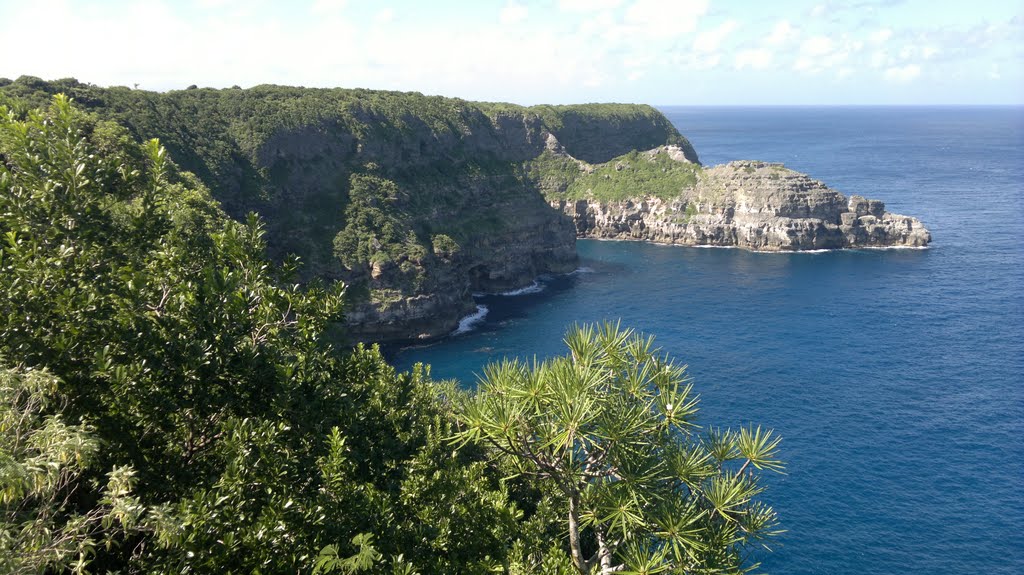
[581,235,931,253]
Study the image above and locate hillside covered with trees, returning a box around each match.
[0,77,698,342]
[0,91,781,574]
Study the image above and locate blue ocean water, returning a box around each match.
[392,107,1024,574]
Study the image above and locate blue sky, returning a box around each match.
[1,0,1021,105]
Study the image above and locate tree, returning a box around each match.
[0,365,147,574]
[455,323,783,575]
[0,95,531,573]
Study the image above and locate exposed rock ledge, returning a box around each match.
[554,160,931,251]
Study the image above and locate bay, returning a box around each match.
[393,106,1024,574]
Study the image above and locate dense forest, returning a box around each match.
[0,88,781,573]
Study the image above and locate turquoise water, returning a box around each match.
[392,107,1024,574]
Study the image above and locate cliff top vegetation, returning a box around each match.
[0,76,697,284]
[0,94,780,574]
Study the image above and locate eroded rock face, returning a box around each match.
[343,183,579,342]
[557,160,931,251]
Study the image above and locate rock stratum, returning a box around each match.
[555,160,931,250]
[0,77,930,342]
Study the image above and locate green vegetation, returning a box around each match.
[0,366,146,574]
[1,94,778,574]
[0,77,696,283]
[457,323,783,574]
[525,149,703,203]
[333,173,415,269]
[0,95,535,573]
[524,149,584,196]
[431,233,460,258]
[529,104,698,164]
[684,202,699,222]
[561,150,701,202]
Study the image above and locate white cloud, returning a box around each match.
[3,0,1017,105]
[735,49,773,70]
[677,53,721,70]
[310,0,346,16]
[870,28,893,44]
[623,53,655,72]
[500,1,529,25]
[374,8,395,25]
[793,35,863,74]
[559,0,623,11]
[802,36,834,57]
[884,64,921,82]
[625,0,709,38]
[195,0,237,8]
[693,20,738,53]
[766,20,797,46]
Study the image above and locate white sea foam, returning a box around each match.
[569,266,595,275]
[859,245,930,251]
[475,281,547,297]
[452,305,489,335]
[497,281,546,296]
[584,238,928,253]
[750,248,833,254]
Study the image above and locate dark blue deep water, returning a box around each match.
[393,107,1024,574]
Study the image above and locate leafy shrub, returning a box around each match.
[0,95,531,573]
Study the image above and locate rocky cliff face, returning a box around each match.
[0,78,932,342]
[555,160,931,250]
[340,177,579,341]
[241,103,689,341]
[2,79,693,341]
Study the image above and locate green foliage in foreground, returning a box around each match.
[0,95,778,574]
[0,95,534,573]
[457,323,783,575]
[0,366,146,574]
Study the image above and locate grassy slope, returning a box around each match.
[526,149,702,202]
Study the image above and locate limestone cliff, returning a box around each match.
[0,78,930,342]
[550,159,930,251]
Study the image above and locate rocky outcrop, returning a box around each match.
[1,79,931,342]
[555,161,930,251]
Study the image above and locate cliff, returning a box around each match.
[0,78,930,342]
[0,77,691,341]
[553,160,930,250]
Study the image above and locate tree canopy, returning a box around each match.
[0,95,533,573]
[457,323,783,575]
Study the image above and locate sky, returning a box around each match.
[1,0,1021,105]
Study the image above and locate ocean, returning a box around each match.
[392,106,1024,574]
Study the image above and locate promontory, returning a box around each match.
[0,77,930,342]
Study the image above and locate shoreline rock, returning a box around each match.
[554,160,931,251]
